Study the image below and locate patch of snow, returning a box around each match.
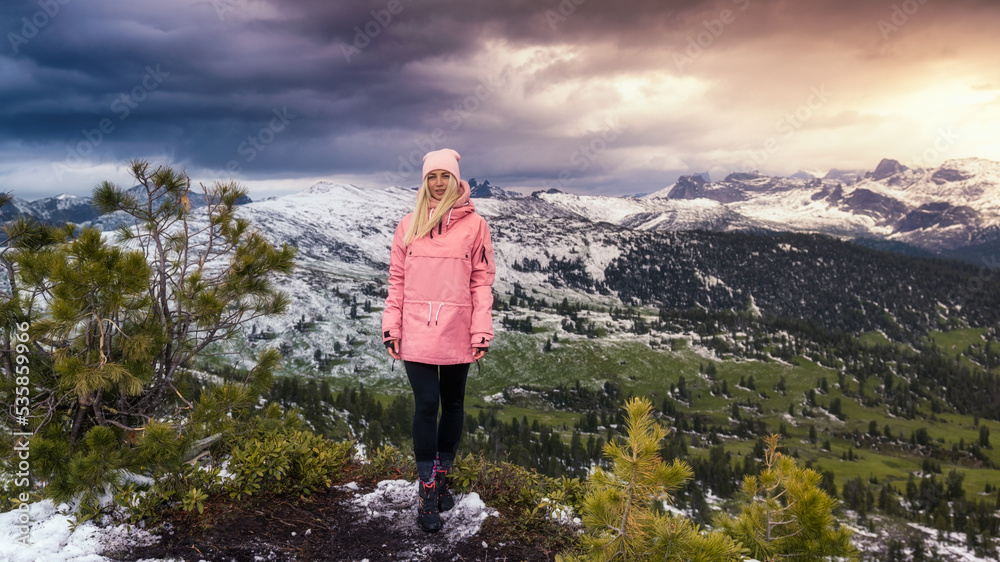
[0,500,158,562]
[482,391,505,404]
[354,442,368,460]
[351,480,498,545]
[539,497,580,526]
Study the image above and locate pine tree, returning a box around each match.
[33,227,153,442]
[0,202,61,380]
[2,161,296,510]
[715,434,857,561]
[570,397,746,561]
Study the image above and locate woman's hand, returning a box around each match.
[472,347,487,361]
[386,339,401,360]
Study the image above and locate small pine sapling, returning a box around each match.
[569,396,745,561]
[715,434,857,561]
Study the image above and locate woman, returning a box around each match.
[382,148,496,533]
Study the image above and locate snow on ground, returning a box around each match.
[579,239,621,284]
[686,339,724,362]
[537,192,650,225]
[732,188,890,238]
[905,522,999,562]
[481,391,505,404]
[694,270,730,293]
[0,499,158,562]
[0,480,504,562]
[351,479,499,549]
[843,515,999,562]
[538,497,579,526]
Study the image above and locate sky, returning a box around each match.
[1,0,999,200]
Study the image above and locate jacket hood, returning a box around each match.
[424,179,475,227]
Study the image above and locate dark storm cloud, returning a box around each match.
[2,0,1000,198]
[1,0,496,185]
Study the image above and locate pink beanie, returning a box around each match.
[422,148,461,183]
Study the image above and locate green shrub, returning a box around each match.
[224,428,353,500]
[451,453,546,514]
[360,444,415,482]
[115,462,222,524]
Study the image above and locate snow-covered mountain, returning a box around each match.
[209,166,1000,382]
[7,157,998,261]
[640,158,1000,253]
[1,186,251,227]
[0,192,101,225]
[221,158,1000,296]
[212,157,1000,348]
[9,159,995,396]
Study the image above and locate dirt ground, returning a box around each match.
[108,480,575,562]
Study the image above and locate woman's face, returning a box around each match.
[426,170,451,200]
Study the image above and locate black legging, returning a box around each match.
[405,361,470,463]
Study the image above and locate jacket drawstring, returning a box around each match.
[424,302,447,325]
[427,208,456,239]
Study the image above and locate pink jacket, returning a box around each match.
[382,180,496,365]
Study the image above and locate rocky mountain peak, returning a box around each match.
[871,159,909,181]
[666,175,710,199]
[468,178,513,199]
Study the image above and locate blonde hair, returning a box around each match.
[403,175,462,246]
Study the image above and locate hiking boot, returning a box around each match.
[435,466,455,512]
[417,479,442,533]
